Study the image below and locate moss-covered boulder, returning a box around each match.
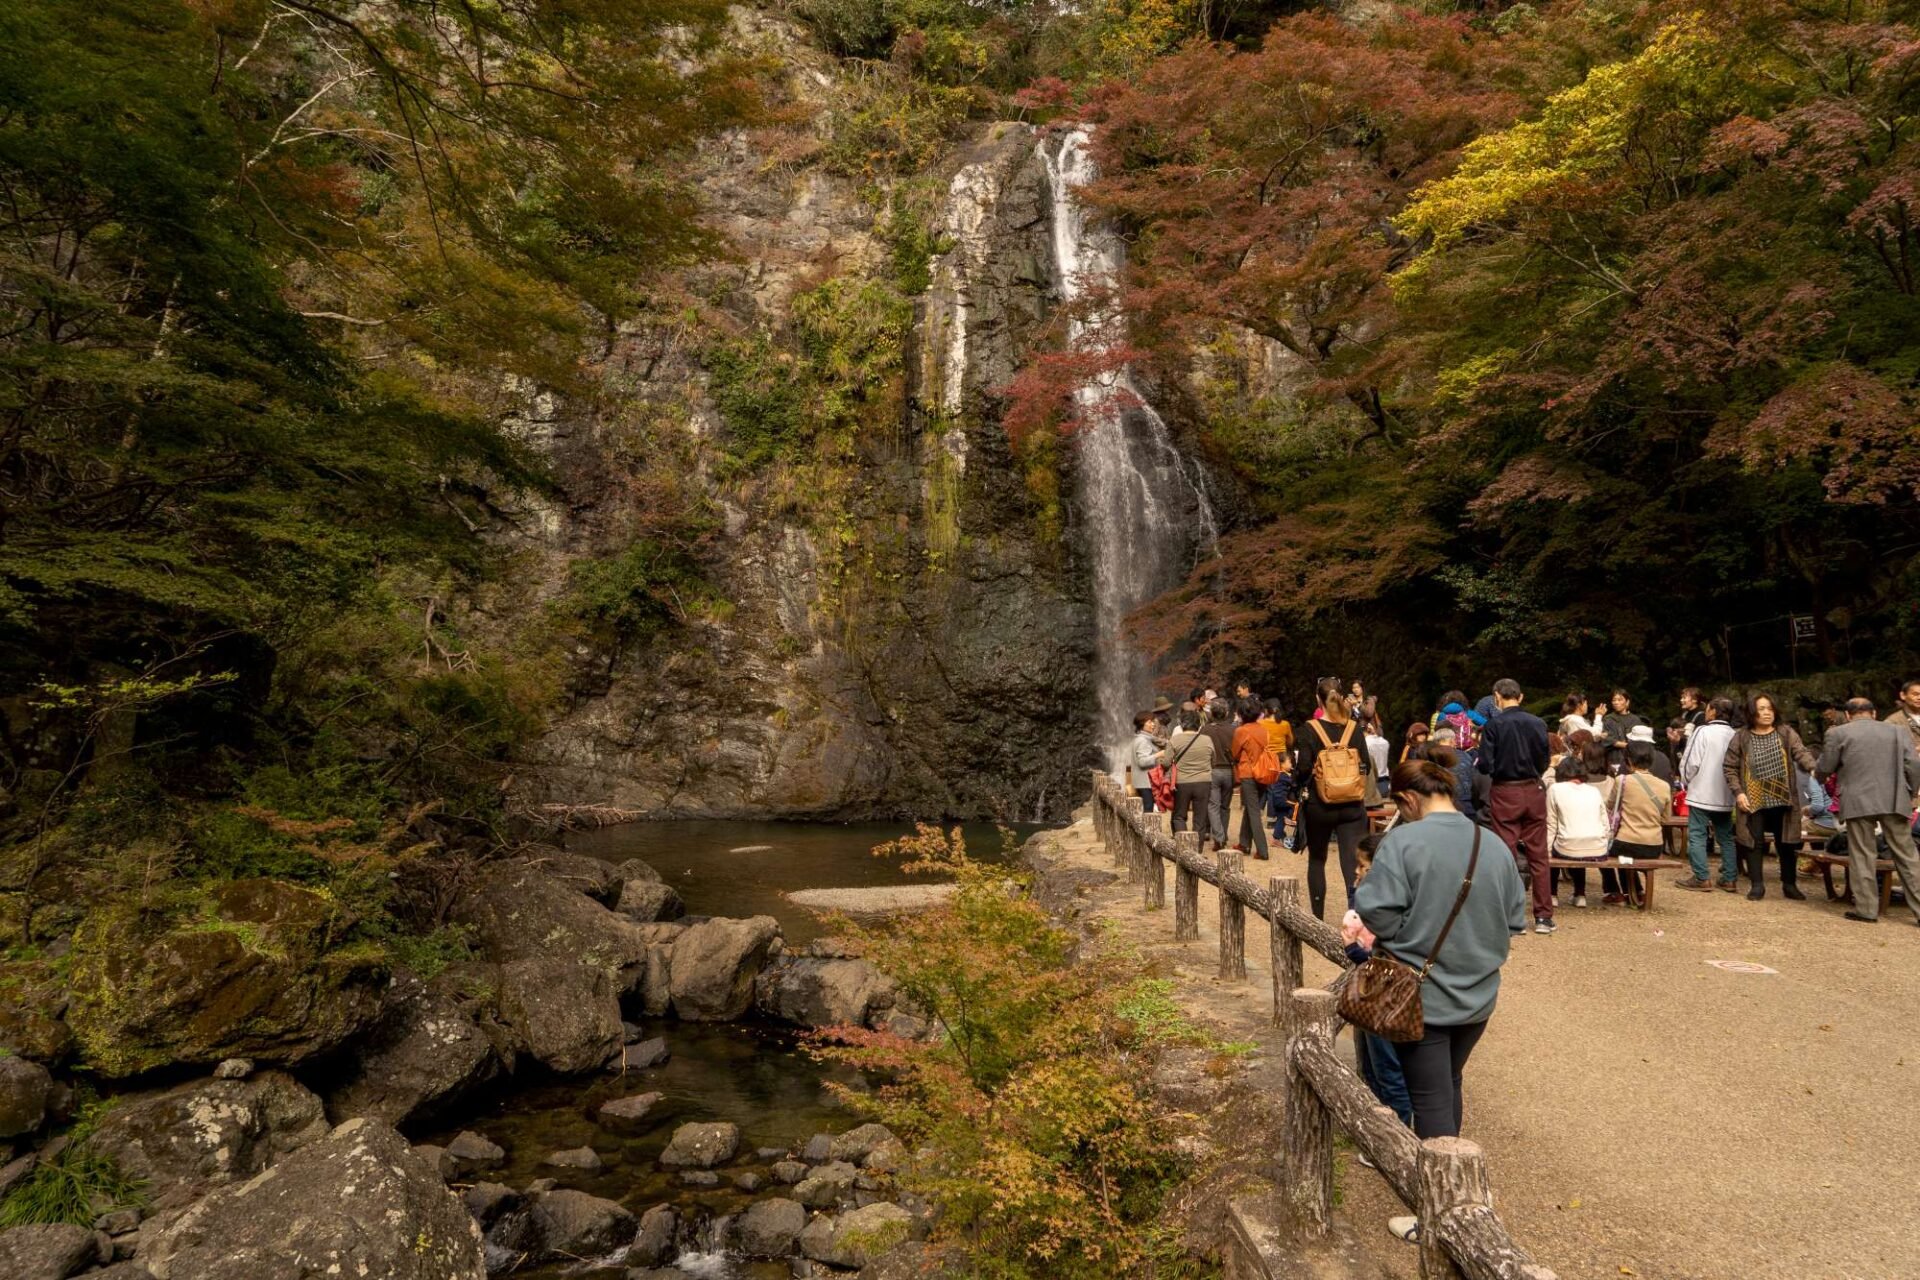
[0,956,74,1063]
[67,879,387,1077]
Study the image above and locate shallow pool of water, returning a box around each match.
[564,818,1035,942]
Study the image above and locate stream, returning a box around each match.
[419,819,1040,1277]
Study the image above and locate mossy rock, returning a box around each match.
[0,955,75,1063]
[67,879,388,1077]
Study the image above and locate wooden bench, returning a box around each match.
[1809,851,1900,913]
[1546,856,1687,910]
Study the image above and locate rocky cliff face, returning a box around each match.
[495,17,1096,821]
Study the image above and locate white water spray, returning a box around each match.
[1039,127,1217,770]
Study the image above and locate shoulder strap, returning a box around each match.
[1172,731,1205,766]
[1632,773,1660,807]
[1418,826,1480,982]
[1309,719,1334,749]
[1336,720,1355,748]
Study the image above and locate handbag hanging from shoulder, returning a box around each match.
[1337,826,1481,1043]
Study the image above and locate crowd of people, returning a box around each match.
[1122,673,1920,1244]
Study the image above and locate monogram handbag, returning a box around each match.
[1338,826,1480,1043]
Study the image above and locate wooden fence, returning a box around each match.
[1090,771,1556,1280]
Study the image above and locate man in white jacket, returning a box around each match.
[1677,696,1740,890]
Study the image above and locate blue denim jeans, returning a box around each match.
[1687,806,1738,882]
[1356,1031,1414,1127]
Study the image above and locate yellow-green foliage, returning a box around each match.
[1396,18,1742,279]
[817,827,1213,1279]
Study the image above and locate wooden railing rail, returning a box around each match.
[1089,771,1556,1280]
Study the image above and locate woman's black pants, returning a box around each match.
[1170,781,1211,835]
[1302,800,1367,917]
[1397,1019,1489,1139]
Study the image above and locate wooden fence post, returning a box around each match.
[1142,812,1166,909]
[1416,1137,1485,1280]
[1120,795,1143,873]
[1217,840,1246,981]
[1173,832,1200,940]
[1281,988,1338,1237]
[1090,770,1108,845]
[1269,876,1303,1031]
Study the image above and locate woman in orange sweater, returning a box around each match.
[1231,699,1272,860]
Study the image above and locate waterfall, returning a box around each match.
[1039,127,1217,771]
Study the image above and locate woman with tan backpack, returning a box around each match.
[1295,678,1372,918]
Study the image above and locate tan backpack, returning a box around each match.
[1309,719,1367,804]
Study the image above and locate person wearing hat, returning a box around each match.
[1625,723,1674,785]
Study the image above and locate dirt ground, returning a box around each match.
[1051,799,1920,1280]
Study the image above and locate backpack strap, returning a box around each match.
[1308,719,1334,749]
[1417,826,1480,982]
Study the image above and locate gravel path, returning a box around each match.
[1053,801,1920,1280]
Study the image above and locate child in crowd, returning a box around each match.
[1340,833,1413,1130]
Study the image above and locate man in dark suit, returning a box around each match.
[1815,697,1920,924]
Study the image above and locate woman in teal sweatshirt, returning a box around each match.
[1353,758,1529,1140]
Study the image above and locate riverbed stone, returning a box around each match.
[520,849,626,905]
[755,955,889,1029]
[66,881,387,1077]
[628,1204,676,1267]
[620,1036,670,1070]
[0,1055,51,1137]
[86,1070,330,1211]
[733,1169,765,1192]
[829,1123,896,1163]
[771,1159,809,1184]
[596,1090,663,1132]
[615,879,685,923]
[445,1130,505,1172]
[0,1222,99,1279]
[460,1182,520,1228]
[736,1196,806,1258]
[666,916,780,1020]
[544,1145,603,1171]
[678,1169,720,1187]
[138,1118,483,1280]
[798,1203,913,1270]
[802,1132,833,1162]
[527,1188,635,1260]
[497,957,622,1073]
[326,979,500,1126]
[794,1159,858,1207]
[660,1121,738,1168]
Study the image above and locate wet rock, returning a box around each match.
[527,1189,635,1260]
[497,958,622,1074]
[449,861,651,985]
[628,1204,676,1267]
[326,980,500,1126]
[660,1121,738,1168]
[619,1036,670,1071]
[794,1160,858,1208]
[212,1058,252,1079]
[526,1177,559,1194]
[770,1159,808,1184]
[615,879,685,923]
[414,1144,456,1180]
[733,1170,765,1192]
[0,1055,51,1137]
[863,1138,905,1173]
[798,1203,913,1270]
[86,1070,329,1212]
[445,1130,506,1173]
[67,881,387,1077]
[613,858,664,887]
[677,1170,720,1187]
[755,955,889,1029]
[139,1118,483,1280]
[460,1182,519,1229]
[666,916,780,1020]
[0,1222,99,1279]
[543,1146,603,1171]
[755,1146,787,1160]
[802,1133,833,1162]
[828,1123,896,1164]
[596,1090,663,1132]
[736,1196,806,1258]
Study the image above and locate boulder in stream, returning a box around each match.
[736,1196,806,1258]
[517,849,626,905]
[755,954,891,1029]
[325,979,500,1127]
[615,878,685,923]
[496,957,622,1073]
[828,1123,897,1163]
[445,1130,506,1173]
[629,1204,676,1267]
[659,1121,739,1168]
[799,1203,913,1269]
[618,1036,670,1071]
[525,1188,634,1260]
[138,1118,484,1280]
[448,860,650,984]
[794,1159,859,1207]
[666,916,780,1020]
[542,1145,602,1171]
[595,1090,663,1132]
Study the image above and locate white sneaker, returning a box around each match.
[1573,894,1588,908]
[1388,1215,1420,1243]
[1355,1150,1376,1169]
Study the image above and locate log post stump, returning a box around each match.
[1217,840,1246,981]
[1416,1137,1486,1280]
[1270,876,1303,1031]
[1142,812,1167,909]
[1281,988,1338,1237]
[1174,832,1200,940]
[1121,795,1144,874]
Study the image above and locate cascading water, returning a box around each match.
[1039,127,1217,770]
